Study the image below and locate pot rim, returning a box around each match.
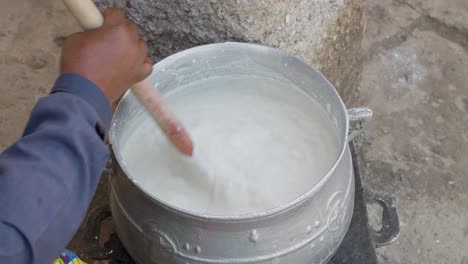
[110,42,350,221]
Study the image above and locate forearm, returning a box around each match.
[0,74,111,263]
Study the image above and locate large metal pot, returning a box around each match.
[109,43,372,264]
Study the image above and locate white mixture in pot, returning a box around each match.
[120,75,340,216]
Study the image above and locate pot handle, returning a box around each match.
[81,205,112,260]
[365,191,400,247]
[102,157,113,177]
[347,107,373,142]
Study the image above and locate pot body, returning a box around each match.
[109,43,371,264]
[110,146,354,264]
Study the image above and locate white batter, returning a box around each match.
[120,75,340,216]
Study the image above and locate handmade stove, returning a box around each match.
[79,143,399,264]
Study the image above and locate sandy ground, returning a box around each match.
[356,0,468,263]
[0,0,79,150]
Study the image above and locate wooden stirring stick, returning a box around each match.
[131,80,194,156]
[62,0,194,156]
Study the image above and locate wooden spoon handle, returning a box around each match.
[133,79,194,156]
[61,0,194,156]
[62,0,104,30]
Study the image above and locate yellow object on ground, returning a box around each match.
[53,249,87,264]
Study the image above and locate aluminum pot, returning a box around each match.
[109,42,372,264]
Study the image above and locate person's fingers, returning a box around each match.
[144,57,153,65]
[143,59,154,79]
[103,8,126,27]
[62,32,83,50]
[66,32,83,42]
[138,40,149,63]
[136,57,154,81]
[126,21,140,40]
[60,32,84,71]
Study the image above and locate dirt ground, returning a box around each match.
[1,0,467,263]
[0,0,79,150]
[356,0,468,263]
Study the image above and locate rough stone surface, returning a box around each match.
[95,0,364,103]
[357,0,468,262]
[405,0,468,32]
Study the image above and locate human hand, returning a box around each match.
[60,8,152,103]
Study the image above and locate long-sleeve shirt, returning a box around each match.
[0,73,112,263]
